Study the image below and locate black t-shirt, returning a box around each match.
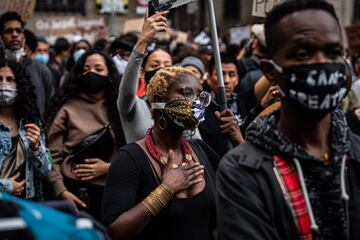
[199,87,257,157]
[102,140,219,240]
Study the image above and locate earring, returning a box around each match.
[159,113,167,130]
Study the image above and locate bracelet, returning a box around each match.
[142,184,174,216]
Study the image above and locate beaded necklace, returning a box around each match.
[145,128,193,168]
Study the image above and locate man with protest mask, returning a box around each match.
[217,1,360,239]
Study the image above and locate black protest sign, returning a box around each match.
[150,0,196,13]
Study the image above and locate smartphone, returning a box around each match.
[148,1,157,16]
[148,0,174,16]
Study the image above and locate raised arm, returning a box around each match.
[117,12,168,117]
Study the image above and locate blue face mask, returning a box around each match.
[35,54,49,64]
[74,49,86,63]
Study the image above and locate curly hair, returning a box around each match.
[147,66,196,103]
[46,49,125,147]
[0,55,41,123]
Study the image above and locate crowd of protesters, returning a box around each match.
[1,0,360,239]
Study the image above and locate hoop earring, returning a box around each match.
[159,113,167,130]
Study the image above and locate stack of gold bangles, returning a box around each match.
[142,183,174,216]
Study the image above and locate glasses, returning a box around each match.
[3,28,23,35]
[182,87,211,107]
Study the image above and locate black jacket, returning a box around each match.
[216,116,360,240]
[237,55,263,93]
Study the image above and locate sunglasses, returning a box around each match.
[3,28,24,35]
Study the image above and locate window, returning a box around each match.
[35,0,85,13]
[224,0,240,19]
[355,0,360,22]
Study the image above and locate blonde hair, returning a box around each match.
[147,66,196,103]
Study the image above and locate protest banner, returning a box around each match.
[345,24,360,56]
[123,18,144,34]
[30,16,106,45]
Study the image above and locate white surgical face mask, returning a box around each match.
[5,48,25,62]
[0,83,17,106]
[113,55,128,75]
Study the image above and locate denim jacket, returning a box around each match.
[0,120,52,199]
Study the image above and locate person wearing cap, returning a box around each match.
[198,44,213,68]
[109,34,137,76]
[217,1,360,239]
[237,24,268,92]
[181,56,206,83]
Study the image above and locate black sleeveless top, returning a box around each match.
[102,139,220,240]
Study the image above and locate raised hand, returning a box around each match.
[136,11,168,52]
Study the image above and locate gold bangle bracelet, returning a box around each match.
[159,184,174,198]
[142,184,174,216]
[142,194,163,216]
[142,199,157,216]
[153,186,172,203]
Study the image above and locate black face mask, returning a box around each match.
[80,72,109,94]
[144,68,160,85]
[271,61,347,114]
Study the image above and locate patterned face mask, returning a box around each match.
[151,91,211,131]
[0,83,17,106]
[270,60,347,114]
